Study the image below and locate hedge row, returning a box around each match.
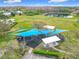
[33,49,64,57]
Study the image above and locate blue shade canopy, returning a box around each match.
[16,29,67,37]
[51,29,67,35]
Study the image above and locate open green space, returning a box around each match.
[0,15,79,59]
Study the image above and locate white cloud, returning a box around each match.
[48,0,68,2]
[4,0,21,3]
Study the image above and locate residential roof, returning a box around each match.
[17,36,42,48]
[42,36,61,44]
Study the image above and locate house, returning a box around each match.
[15,10,23,15]
[16,28,67,48]
[3,12,11,16]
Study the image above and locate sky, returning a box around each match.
[0,0,79,7]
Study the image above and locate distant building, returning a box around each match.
[44,12,71,17]
[15,10,23,15]
[3,12,11,16]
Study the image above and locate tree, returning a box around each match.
[11,12,15,17]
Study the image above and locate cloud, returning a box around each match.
[4,0,21,3]
[48,0,68,2]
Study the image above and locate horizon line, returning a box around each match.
[0,5,79,7]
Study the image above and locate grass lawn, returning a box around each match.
[13,15,79,59]
[13,15,79,30]
[0,15,79,59]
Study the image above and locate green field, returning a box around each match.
[0,15,79,59]
[12,15,79,31]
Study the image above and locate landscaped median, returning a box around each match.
[33,49,64,58]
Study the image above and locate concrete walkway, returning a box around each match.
[23,48,55,59]
[23,53,55,59]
